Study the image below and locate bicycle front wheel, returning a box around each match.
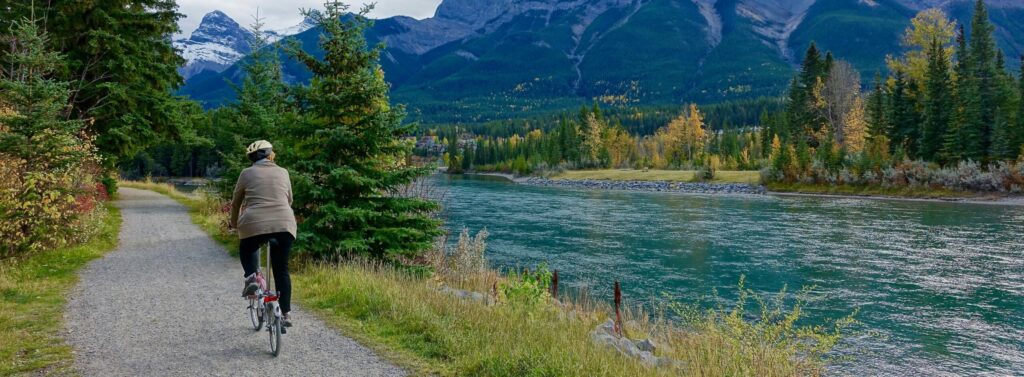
[268,304,282,356]
[248,297,262,331]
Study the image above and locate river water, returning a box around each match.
[436,175,1024,376]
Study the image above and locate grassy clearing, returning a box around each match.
[552,170,762,185]
[0,203,121,376]
[132,181,846,377]
[766,182,969,199]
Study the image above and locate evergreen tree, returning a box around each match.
[0,18,96,254]
[283,3,441,261]
[944,25,977,161]
[866,72,888,143]
[1017,56,1024,158]
[217,18,290,196]
[32,0,189,165]
[968,0,998,158]
[0,19,88,172]
[920,38,953,162]
[786,43,826,143]
[888,70,921,157]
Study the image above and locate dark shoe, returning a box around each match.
[282,313,293,327]
[242,275,259,297]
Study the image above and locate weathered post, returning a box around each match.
[614,281,623,337]
[551,270,559,298]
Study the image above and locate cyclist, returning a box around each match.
[229,140,296,327]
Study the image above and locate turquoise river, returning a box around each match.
[436,175,1024,376]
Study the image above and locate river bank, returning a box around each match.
[464,172,1024,205]
[437,175,1024,375]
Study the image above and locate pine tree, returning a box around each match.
[35,0,188,165]
[0,18,96,254]
[787,43,825,143]
[283,3,441,261]
[1017,56,1024,158]
[217,17,290,197]
[888,70,921,157]
[968,0,998,158]
[866,72,888,143]
[944,25,977,162]
[920,37,953,162]
[0,19,89,172]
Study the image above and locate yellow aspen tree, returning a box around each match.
[582,112,605,165]
[843,96,868,153]
[682,103,706,162]
[887,8,956,84]
[771,134,782,159]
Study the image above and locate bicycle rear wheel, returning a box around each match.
[248,297,263,331]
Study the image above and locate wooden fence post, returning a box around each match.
[614,281,623,337]
[551,270,559,298]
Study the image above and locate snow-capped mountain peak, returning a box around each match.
[174,11,314,79]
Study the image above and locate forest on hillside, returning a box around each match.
[426,2,1024,193]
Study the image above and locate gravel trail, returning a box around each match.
[65,188,406,377]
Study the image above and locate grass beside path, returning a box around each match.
[551,169,762,184]
[132,181,841,377]
[0,203,121,376]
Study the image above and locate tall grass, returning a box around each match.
[0,203,121,375]
[300,262,673,376]
[133,181,853,376]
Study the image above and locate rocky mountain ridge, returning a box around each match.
[179,0,1024,123]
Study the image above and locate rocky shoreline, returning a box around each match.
[521,177,767,195]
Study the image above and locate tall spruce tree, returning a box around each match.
[786,43,827,144]
[284,3,441,261]
[217,18,291,197]
[888,70,921,157]
[968,0,998,158]
[920,38,953,162]
[0,18,96,254]
[945,25,979,161]
[866,72,888,142]
[31,0,188,165]
[1018,56,1024,158]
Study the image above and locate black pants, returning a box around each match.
[240,232,294,314]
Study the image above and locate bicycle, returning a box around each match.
[246,239,285,356]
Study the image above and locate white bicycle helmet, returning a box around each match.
[247,140,273,162]
[247,140,273,155]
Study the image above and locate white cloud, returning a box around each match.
[175,0,443,38]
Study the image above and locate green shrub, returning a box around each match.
[101,176,118,197]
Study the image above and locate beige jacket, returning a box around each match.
[230,160,297,240]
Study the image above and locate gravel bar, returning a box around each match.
[522,177,767,195]
[64,188,405,377]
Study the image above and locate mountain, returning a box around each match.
[179,0,1024,123]
[173,11,315,79]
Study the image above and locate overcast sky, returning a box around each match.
[175,0,443,38]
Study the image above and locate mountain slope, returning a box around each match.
[178,0,1024,123]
